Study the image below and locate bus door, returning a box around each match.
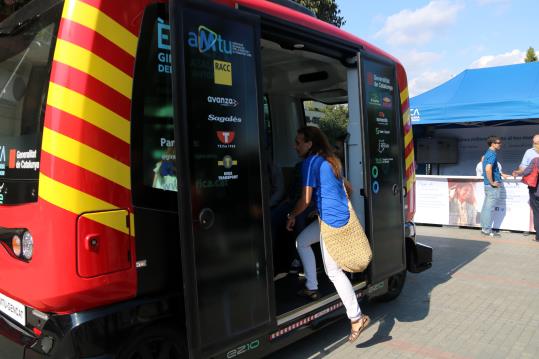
[169,2,275,358]
[359,53,406,283]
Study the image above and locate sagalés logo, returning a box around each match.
[217,131,235,145]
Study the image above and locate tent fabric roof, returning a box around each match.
[409,62,539,125]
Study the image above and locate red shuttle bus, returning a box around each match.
[0,0,431,358]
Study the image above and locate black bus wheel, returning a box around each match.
[117,326,186,359]
[374,270,407,302]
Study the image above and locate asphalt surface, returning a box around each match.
[267,225,539,358]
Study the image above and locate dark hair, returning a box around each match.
[487,135,501,146]
[297,126,352,194]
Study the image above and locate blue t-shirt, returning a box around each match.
[482,149,501,185]
[302,154,350,227]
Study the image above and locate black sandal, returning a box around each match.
[297,288,320,300]
[349,315,370,343]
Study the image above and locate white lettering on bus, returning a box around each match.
[208,114,242,123]
[207,96,238,107]
[0,298,24,319]
[16,160,39,171]
[16,150,37,159]
[160,138,175,147]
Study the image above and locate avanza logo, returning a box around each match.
[217,131,235,145]
[208,96,238,108]
[187,25,232,55]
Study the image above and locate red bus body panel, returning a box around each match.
[0,0,415,314]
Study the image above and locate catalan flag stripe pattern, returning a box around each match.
[39,0,136,235]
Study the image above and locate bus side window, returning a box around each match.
[131,3,177,210]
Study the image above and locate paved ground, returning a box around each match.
[267,225,539,358]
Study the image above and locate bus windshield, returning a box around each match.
[0,1,61,204]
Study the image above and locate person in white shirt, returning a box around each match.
[512,134,539,177]
[475,156,503,177]
[512,134,539,239]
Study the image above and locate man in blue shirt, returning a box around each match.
[480,136,504,237]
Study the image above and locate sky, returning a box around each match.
[337,0,539,97]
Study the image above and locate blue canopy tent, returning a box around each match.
[409,62,539,175]
[410,62,539,125]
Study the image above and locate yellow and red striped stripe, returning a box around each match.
[400,87,415,190]
[40,0,138,236]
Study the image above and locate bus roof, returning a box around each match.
[217,0,403,67]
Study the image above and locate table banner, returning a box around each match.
[415,175,534,232]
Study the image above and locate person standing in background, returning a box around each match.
[520,157,539,242]
[512,134,539,177]
[480,136,504,237]
[475,155,504,177]
[512,134,539,238]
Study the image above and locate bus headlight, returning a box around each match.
[21,231,33,260]
[12,235,21,256]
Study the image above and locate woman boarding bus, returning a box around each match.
[0,0,431,358]
[286,126,370,342]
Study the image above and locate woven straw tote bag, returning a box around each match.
[319,199,372,273]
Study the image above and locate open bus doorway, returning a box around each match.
[132,0,369,322]
[134,1,411,356]
[0,1,431,358]
[259,38,369,319]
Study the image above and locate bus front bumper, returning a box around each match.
[0,314,36,359]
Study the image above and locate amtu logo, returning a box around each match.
[187,25,232,54]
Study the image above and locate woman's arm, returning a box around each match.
[286,186,313,231]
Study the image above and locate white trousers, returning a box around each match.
[296,221,362,321]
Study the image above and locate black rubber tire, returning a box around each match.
[117,326,185,359]
[374,270,407,302]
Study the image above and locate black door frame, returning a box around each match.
[358,51,406,284]
[169,1,276,358]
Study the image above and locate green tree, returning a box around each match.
[294,0,346,27]
[525,46,538,62]
[319,104,349,144]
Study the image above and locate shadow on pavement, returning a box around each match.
[267,230,490,357]
[357,232,489,348]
